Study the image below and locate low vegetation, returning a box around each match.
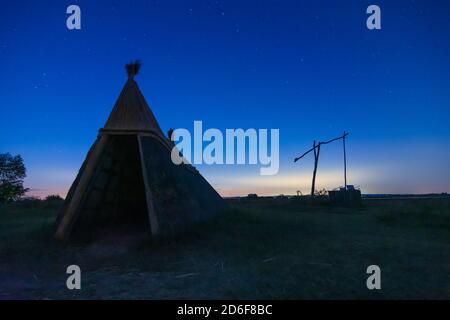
[0,197,449,299]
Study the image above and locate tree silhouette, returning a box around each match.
[0,153,28,203]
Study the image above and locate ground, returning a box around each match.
[0,197,449,299]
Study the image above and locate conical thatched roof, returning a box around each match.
[101,62,164,137]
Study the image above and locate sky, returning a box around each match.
[0,0,449,197]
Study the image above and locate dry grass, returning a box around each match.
[0,197,449,299]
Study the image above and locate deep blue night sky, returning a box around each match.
[1,0,449,197]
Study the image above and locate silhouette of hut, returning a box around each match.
[55,62,225,241]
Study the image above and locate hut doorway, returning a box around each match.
[71,135,150,241]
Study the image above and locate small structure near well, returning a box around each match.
[328,185,362,206]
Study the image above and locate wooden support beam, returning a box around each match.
[137,135,160,236]
[55,135,109,240]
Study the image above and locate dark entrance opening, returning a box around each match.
[71,135,150,241]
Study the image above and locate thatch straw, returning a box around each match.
[125,60,141,78]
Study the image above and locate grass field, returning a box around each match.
[0,197,449,299]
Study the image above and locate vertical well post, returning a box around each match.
[311,140,320,197]
[343,131,347,189]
